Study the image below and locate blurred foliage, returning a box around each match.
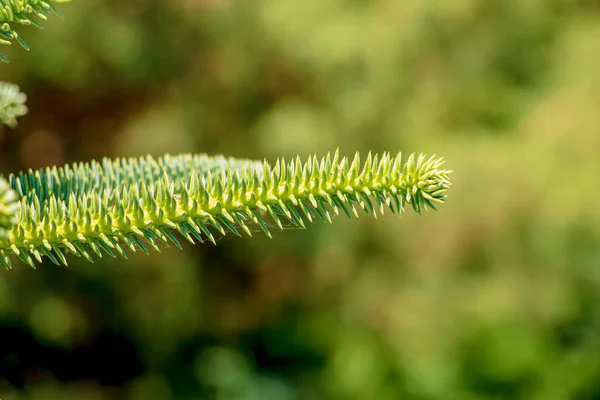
[0,82,27,128]
[1,0,600,399]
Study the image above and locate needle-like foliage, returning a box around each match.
[0,151,451,269]
[0,81,27,127]
[0,0,70,62]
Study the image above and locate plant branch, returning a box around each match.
[0,151,451,269]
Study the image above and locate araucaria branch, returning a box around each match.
[0,151,451,268]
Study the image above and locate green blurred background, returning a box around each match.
[1,0,600,398]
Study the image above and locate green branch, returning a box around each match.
[0,0,70,62]
[0,151,451,269]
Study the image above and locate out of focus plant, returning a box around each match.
[0,82,27,127]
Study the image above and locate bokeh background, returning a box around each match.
[1,0,600,398]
